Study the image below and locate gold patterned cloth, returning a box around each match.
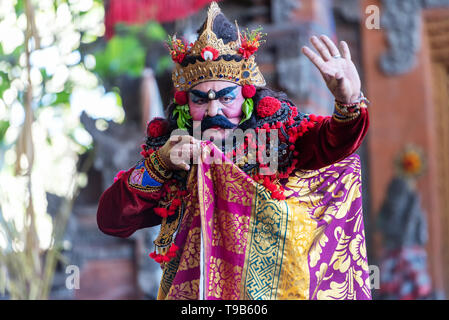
[157,142,371,300]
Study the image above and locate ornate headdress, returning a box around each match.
[167,2,266,91]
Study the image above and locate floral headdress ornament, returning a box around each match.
[168,2,267,129]
[238,27,266,59]
[165,35,192,64]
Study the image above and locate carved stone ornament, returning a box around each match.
[380,0,449,75]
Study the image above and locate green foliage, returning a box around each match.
[240,98,254,124]
[94,35,145,79]
[156,55,173,75]
[173,103,192,129]
[144,22,167,42]
[0,120,9,144]
[94,21,171,81]
[0,71,10,98]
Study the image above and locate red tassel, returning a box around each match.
[169,243,179,252]
[166,251,176,258]
[154,207,168,218]
[172,198,181,207]
[114,170,126,183]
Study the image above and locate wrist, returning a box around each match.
[332,92,369,123]
[336,91,364,105]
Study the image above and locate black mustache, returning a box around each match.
[201,115,236,131]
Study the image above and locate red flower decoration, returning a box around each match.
[242,85,256,98]
[172,53,185,64]
[147,118,169,138]
[166,36,191,64]
[257,96,281,118]
[174,90,188,105]
[238,44,258,59]
[201,46,219,61]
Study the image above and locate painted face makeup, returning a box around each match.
[189,86,239,105]
[189,81,245,140]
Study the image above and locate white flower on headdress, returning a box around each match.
[201,46,219,61]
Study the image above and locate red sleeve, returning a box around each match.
[96,167,164,238]
[295,107,369,170]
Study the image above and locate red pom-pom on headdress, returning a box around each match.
[256,96,281,118]
[242,85,256,98]
[147,118,169,138]
[174,90,188,105]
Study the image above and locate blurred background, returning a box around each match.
[0,0,448,300]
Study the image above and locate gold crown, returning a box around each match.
[171,2,266,91]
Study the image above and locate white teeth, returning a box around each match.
[203,50,214,60]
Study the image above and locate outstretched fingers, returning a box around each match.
[310,36,332,61]
[302,46,327,74]
[320,35,340,58]
[339,40,351,60]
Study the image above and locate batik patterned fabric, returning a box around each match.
[157,142,371,300]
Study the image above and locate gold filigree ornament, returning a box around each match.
[171,2,266,91]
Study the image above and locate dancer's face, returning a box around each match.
[189,81,244,140]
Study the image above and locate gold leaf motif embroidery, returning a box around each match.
[330,226,352,273]
[316,266,362,300]
[208,256,242,299]
[349,234,369,272]
[309,229,328,268]
[178,227,201,271]
[212,209,250,255]
[166,279,200,300]
[212,164,254,206]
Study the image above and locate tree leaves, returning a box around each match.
[0,120,9,144]
[94,35,145,79]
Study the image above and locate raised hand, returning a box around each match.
[302,35,361,104]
